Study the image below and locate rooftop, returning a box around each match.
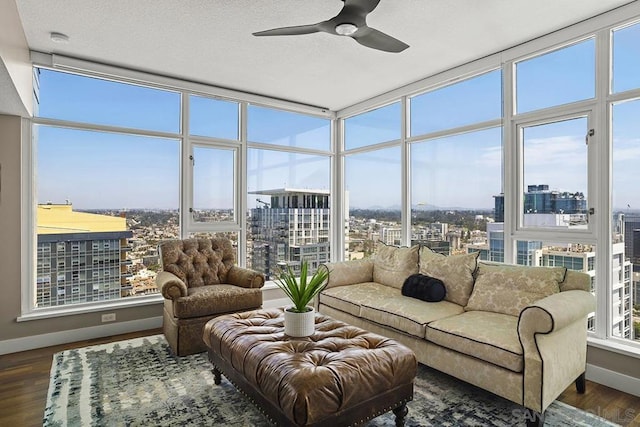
[37,204,128,234]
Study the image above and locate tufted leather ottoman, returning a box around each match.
[203,308,417,427]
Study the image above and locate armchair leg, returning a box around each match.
[213,366,222,385]
[575,372,586,394]
[524,409,545,427]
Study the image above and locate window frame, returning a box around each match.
[185,140,241,232]
[21,65,333,320]
[511,108,596,238]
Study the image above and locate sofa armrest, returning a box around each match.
[321,259,374,290]
[518,290,595,341]
[518,290,595,412]
[227,266,265,289]
[157,271,188,300]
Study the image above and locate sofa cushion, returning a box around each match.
[426,311,523,372]
[372,242,419,290]
[361,298,464,338]
[169,284,262,319]
[418,247,479,306]
[319,282,401,317]
[401,273,446,302]
[465,263,565,316]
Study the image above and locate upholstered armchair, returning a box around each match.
[157,237,265,356]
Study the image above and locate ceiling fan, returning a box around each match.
[252,0,409,53]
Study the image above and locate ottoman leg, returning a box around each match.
[392,403,408,427]
[213,367,222,385]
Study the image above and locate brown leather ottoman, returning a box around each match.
[203,308,417,427]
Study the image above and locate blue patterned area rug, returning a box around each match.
[44,334,618,426]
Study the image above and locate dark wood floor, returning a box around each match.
[1,328,639,426]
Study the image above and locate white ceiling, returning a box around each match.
[12,0,635,111]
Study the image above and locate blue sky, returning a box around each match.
[35,24,640,211]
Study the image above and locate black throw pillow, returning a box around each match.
[401,273,446,302]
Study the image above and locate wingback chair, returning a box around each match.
[157,237,265,356]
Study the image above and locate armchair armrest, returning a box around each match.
[157,271,188,300]
[227,266,265,289]
[321,259,374,290]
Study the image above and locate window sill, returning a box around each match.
[17,284,283,322]
[17,294,163,322]
[588,336,640,359]
[262,280,280,291]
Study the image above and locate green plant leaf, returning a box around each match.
[275,261,328,313]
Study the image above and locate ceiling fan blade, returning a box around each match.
[253,24,321,37]
[352,27,409,53]
[342,0,381,15]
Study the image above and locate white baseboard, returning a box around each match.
[586,363,640,397]
[0,316,162,355]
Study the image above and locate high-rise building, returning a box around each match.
[36,204,132,307]
[381,227,402,246]
[249,189,330,279]
[494,184,587,222]
[620,213,640,266]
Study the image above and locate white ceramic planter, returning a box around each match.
[284,306,315,337]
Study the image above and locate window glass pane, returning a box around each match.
[411,128,502,256]
[189,95,238,140]
[35,68,181,133]
[612,22,640,93]
[247,149,330,279]
[345,146,401,259]
[192,146,235,223]
[247,105,330,150]
[516,39,595,113]
[612,99,640,343]
[344,102,401,150]
[35,125,180,307]
[521,117,588,228]
[410,70,502,137]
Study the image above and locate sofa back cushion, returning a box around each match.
[372,242,419,289]
[465,263,566,316]
[419,247,479,306]
[560,269,591,292]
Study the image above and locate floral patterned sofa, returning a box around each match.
[317,243,595,426]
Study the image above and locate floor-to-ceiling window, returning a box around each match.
[33,69,182,308]
[611,20,640,343]
[410,69,503,257]
[245,105,331,280]
[184,94,241,256]
[26,68,331,316]
[343,102,401,259]
[336,13,640,348]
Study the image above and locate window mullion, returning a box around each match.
[594,28,612,340]
[181,92,192,238]
[503,59,517,264]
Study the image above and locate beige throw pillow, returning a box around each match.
[372,242,419,289]
[465,263,566,316]
[419,247,479,306]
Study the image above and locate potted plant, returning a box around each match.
[275,260,329,337]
